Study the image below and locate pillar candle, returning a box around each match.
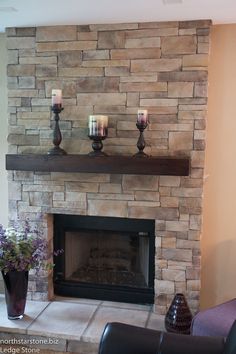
[137,109,148,124]
[52,89,62,108]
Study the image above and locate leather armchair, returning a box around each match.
[98,320,236,354]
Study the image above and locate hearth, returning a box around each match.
[53,214,155,304]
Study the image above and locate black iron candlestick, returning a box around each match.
[134,122,148,157]
[48,105,67,155]
[88,135,107,156]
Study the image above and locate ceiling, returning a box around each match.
[0,0,236,33]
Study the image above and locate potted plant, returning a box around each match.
[0,222,61,320]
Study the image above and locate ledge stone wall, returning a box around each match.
[6,19,211,314]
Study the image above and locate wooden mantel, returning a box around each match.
[5,154,190,176]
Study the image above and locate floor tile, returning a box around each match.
[83,305,149,343]
[147,313,165,331]
[27,301,97,340]
[0,297,49,334]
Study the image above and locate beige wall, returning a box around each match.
[0,33,8,227]
[201,24,236,309]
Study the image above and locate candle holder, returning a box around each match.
[47,105,67,155]
[88,135,107,156]
[134,122,148,157]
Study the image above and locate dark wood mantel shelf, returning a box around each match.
[5,154,190,176]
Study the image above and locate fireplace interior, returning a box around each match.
[53,214,155,304]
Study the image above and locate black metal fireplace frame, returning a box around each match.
[53,214,155,304]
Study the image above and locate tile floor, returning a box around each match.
[0,295,165,343]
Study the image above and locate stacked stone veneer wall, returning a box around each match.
[6,19,211,314]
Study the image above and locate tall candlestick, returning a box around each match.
[52,89,62,109]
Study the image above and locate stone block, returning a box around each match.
[98,31,125,49]
[90,23,138,31]
[159,176,180,187]
[35,65,57,77]
[190,214,202,230]
[135,191,159,201]
[162,269,185,281]
[168,82,194,98]
[82,59,129,67]
[7,64,35,76]
[77,93,126,106]
[122,175,158,191]
[29,192,52,206]
[19,56,57,65]
[8,50,18,64]
[179,20,212,29]
[36,26,77,41]
[186,268,200,280]
[166,221,189,232]
[159,71,208,82]
[125,37,160,48]
[45,80,77,98]
[58,50,82,67]
[162,36,196,55]
[111,48,161,59]
[83,50,110,60]
[37,41,97,52]
[155,280,174,295]
[172,187,202,198]
[8,134,39,146]
[8,181,22,201]
[16,27,36,37]
[198,42,210,53]
[126,92,139,107]
[7,37,35,49]
[78,31,98,40]
[194,82,208,97]
[187,280,200,291]
[76,77,120,92]
[99,183,122,193]
[179,197,202,214]
[183,54,208,67]
[176,239,200,249]
[191,151,205,168]
[19,77,35,88]
[162,237,176,249]
[120,82,167,92]
[8,89,38,97]
[131,58,182,72]
[105,67,130,76]
[160,197,179,208]
[169,131,193,151]
[59,67,103,77]
[88,199,128,217]
[162,248,192,262]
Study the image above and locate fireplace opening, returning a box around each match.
[53,214,155,304]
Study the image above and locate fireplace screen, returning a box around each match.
[53,215,155,304]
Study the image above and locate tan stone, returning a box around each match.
[88,192,134,201]
[172,187,202,198]
[105,67,130,76]
[83,50,109,60]
[168,82,194,98]
[179,20,212,29]
[99,183,122,193]
[135,191,159,201]
[59,67,103,77]
[198,42,210,54]
[88,199,128,217]
[120,75,157,83]
[122,175,158,191]
[194,82,208,97]
[125,37,160,48]
[155,280,174,295]
[159,71,208,82]
[29,192,52,206]
[177,239,200,249]
[82,59,130,67]
[90,23,138,31]
[7,37,35,49]
[131,58,182,72]
[178,110,207,120]
[160,197,179,208]
[8,89,38,97]
[77,31,98,41]
[140,98,178,107]
[162,269,185,281]
[162,36,196,55]
[20,56,57,65]
[65,181,98,193]
[8,134,39,146]
[127,27,178,38]
[76,77,119,93]
[23,184,63,192]
[127,92,139,106]
[186,268,200,280]
[179,28,196,35]
[98,31,125,49]
[162,248,192,262]
[120,82,167,92]
[18,77,35,88]
[36,26,77,42]
[58,50,82,67]
[166,221,189,232]
[183,54,208,67]
[7,64,35,76]
[159,176,180,187]
[187,280,200,291]
[190,215,202,230]
[36,65,57,77]
[111,48,161,60]
[77,93,126,106]
[179,198,202,214]
[191,151,205,168]
[37,41,97,52]
[139,21,179,29]
[162,237,176,249]
[169,131,193,151]
[53,200,86,209]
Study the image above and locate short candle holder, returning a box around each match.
[88,135,107,156]
[47,105,67,155]
[134,122,148,157]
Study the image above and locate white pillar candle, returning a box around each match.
[52,89,62,107]
[137,109,148,124]
[88,115,108,137]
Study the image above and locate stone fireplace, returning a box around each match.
[6,19,211,314]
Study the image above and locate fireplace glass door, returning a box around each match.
[53,214,155,304]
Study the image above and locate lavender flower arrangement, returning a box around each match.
[0,222,61,274]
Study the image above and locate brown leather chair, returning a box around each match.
[98,320,236,354]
